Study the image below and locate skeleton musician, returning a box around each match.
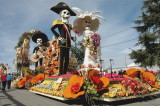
[50,2,76,75]
[31,31,49,69]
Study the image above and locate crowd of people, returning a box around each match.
[0,73,12,91]
[113,69,126,75]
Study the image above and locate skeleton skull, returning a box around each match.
[84,20,91,27]
[60,9,71,19]
[37,38,42,46]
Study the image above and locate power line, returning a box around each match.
[101,27,132,39]
[101,37,138,48]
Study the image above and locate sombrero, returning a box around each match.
[63,75,85,99]
[50,2,76,16]
[123,68,141,78]
[32,31,49,43]
[141,71,160,88]
[88,69,110,91]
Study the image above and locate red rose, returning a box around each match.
[71,83,80,94]
[92,76,103,89]
[21,80,26,84]
[37,77,44,82]
[74,31,79,34]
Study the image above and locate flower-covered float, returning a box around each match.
[10,2,160,105]
[29,3,160,104]
[12,30,50,89]
[29,68,160,102]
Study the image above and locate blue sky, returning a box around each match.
[0,0,145,72]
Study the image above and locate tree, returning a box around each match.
[130,0,160,67]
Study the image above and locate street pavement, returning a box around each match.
[0,88,160,106]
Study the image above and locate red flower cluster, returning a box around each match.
[69,70,79,75]
[121,78,140,92]
[22,32,28,36]
[71,83,80,94]
[92,76,104,89]
[145,77,154,85]
[37,77,44,82]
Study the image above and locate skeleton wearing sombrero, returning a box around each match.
[73,7,105,70]
[31,31,49,69]
[50,2,76,75]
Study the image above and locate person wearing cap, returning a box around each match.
[31,31,49,69]
[50,2,76,75]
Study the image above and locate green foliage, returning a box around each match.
[83,80,98,98]
[130,0,160,67]
[156,71,160,81]
[70,41,85,64]
[68,56,78,71]
[0,63,7,70]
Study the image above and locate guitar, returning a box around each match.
[30,51,47,63]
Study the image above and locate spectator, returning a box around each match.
[0,77,1,89]
[122,70,126,75]
[13,76,16,80]
[1,73,7,91]
[6,73,12,90]
[118,69,123,75]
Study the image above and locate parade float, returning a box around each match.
[12,30,49,89]
[29,2,160,104]
[10,2,160,105]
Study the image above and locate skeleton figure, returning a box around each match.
[37,38,42,46]
[73,7,104,70]
[60,9,70,24]
[82,21,99,68]
[50,2,76,75]
[33,38,43,68]
[32,31,49,70]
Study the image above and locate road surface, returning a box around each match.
[0,88,160,106]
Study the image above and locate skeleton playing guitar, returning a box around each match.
[30,50,47,63]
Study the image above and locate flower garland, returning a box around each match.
[82,32,101,57]
[15,30,41,49]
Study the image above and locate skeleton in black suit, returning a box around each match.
[50,2,76,75]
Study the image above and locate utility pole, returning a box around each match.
[100,59,104,74]
[110,59,113,78]
[125,54,127,67]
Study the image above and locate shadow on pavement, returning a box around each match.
[2,91,25,106]
[93,94,160,106]
[36,93,160,106]
[35,94,82,105]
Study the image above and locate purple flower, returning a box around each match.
[91,33,101,47]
